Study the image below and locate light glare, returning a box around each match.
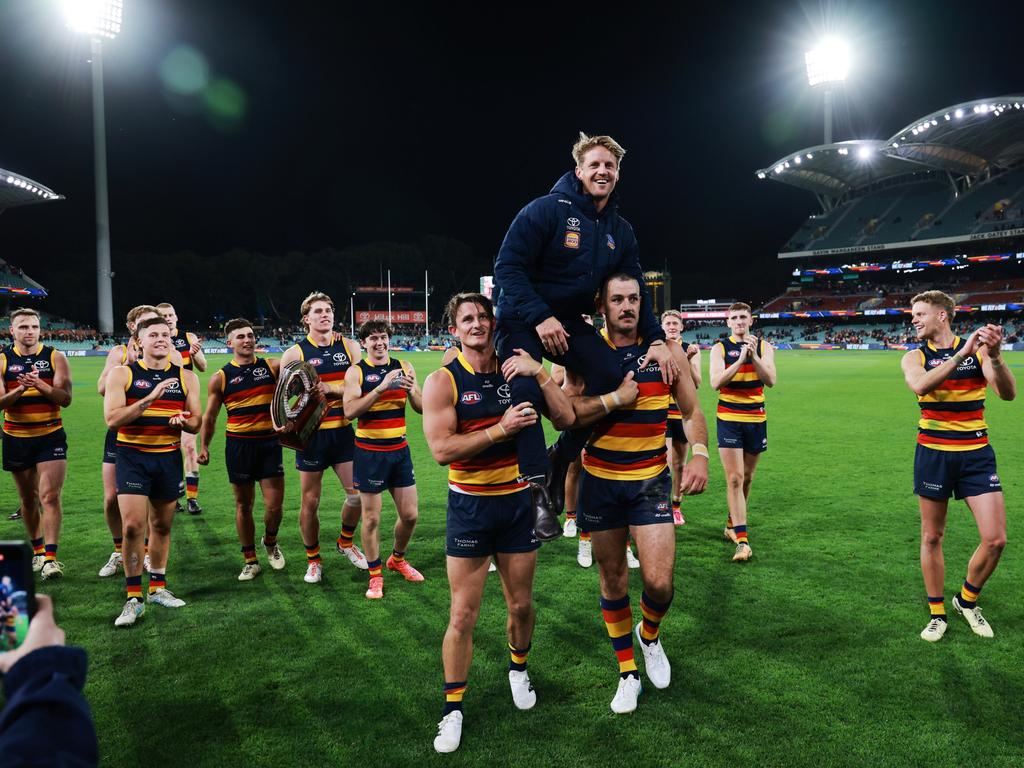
[805,38,850,86]
[62,0,123,40]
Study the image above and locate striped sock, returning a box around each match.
[443,681,467,715]
[148,571,167,594]
[391,549,406,564]
[928,596,946,620]
[734,525,748,545]
[336,523,356,550]
[242,545,258,565]
[125,574,143,601]
[44,544,58,563]
[509,642,530,672]
[566,510,577,521]
[580,530,591,542]
[31,538,44,557]
[959,580,981,609]
[305,543,321,564]
[672,496,681,511]
[185,473,199,500]
[263,528,278,547]
[600,595,638,679]
[113,537,123,554]
[368,558,382,578]
[640,590,674,645]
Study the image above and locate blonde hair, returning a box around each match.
[300,291,334,325]
[911,290,956,321]
[126,304,160,328]
[572,132,626,167]
[728,302,752,315]
[9,308,40,324]
[661,309,682,322]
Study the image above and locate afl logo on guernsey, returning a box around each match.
[928,359,942,367]
[134,380,153,390]
[366,373,382,383]
[727,350,740,359]
[308,358,322,367]
[7,365,24,373]
[229,375,245,385]
[460,391,483,405]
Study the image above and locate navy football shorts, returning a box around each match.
[226,436,284,485]
[2,429,68,472]
[295,425,355,472]
[353,444,415,493]
[446,488,540,557]
[578,468,673,533]
[914,443,1002,501]
[716,419,768,454]
[115,446,184,500]
[665,419,685,442]
[103,429,117,465]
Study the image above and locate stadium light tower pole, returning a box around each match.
[62,1,123,336]
[805,37,849,145]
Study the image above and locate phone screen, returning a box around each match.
[0,541,35,651]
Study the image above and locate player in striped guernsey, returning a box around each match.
[104,316,201,627]
[661,309,702,525]
[157,303,207,515]
[709,302,776,562]
[96,305,183,579]
[902,291,1016,642]
[344,320,424,599]
[424,292,577,753]
[564,274,709,715]
[198,318,286,581]
[0,308,73,580]
[279,291,367,584]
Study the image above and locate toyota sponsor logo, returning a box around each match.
[460,391,483,405]
[497,384,511,399]
[567,217,581,230]
[253,367,270,379]
[32,361,51,372]
[332,352,349,365]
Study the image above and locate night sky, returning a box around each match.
[2,0,1022,318]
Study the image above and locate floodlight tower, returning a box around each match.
[62,0,123,336]
[805,37,849,145]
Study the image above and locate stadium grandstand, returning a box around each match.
[1,167,59,316]
[744,95,1024,351]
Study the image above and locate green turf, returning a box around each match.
[2,350,1023,767]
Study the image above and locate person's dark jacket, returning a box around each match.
[493,171,664,342]
[0,647,98,767]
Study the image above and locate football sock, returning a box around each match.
[928,596,946,620]
[566,510,577,521]
[125,575,143,601]
[113,536,123,554]
[185,473,199,500]
[263,528,278,547]
[959,580,981,609]
[337,523,357,549]
[44,544,58,563]
[639,590,673,645]
[508,642,530,672]
[148,571,167,594]
[391,549,406,564]
[443,681,466,715]
[734,525,748,545]
[600,595,638,679]
[305,543,321,564]
[580,530,591,542]
[368,558,382,579]
[242,545,257,565]
[31,538,44,557]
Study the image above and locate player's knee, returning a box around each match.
[644,580,673,604]
[38,488,60,509]
[123,518,145,539]
[448,604,480,636]
[921,530,943,549]
[507,598,534,627]
[398,506,418,525]
[301,491,321,511]
[725,472,744,490]
[344,492,361,510]
[235,501,255,517]
[150,517,172,537]
[983,534,1007,554]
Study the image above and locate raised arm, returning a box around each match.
[902,330,981,396]
[709,342,745,391]
[978,324,1016,401]
[197,371,225,464]
[748,338,776,388]
[400,361,424,415]
[16,352,72,407]
[0,354,25,409]
[178,370,203,434]
[563,368,640,428]
[187,333,207,373]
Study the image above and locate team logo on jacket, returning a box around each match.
[565,231,580,249]
[461,391,483,405]
[567,217,581,230]
[606,234,616,250]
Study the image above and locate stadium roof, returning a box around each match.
[756,95,1024,200]
[0,167,63,211]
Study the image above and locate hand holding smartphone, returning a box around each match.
[0,541,35,652]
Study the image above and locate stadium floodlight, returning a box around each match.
[857,145,872,160]
[61,0,124,335]
[805,37,849,145]
[955,108,964,118]
[61,0,123,40]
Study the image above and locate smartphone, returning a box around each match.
[0,541,35,651]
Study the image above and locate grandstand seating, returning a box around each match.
[923,168,1024,237]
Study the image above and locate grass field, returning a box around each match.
[2,350,1023,767]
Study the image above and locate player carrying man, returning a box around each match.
[661,309,702,525]
[0,309,72,579]
[563,274,709,714]
[157,302,207,514]
[901,291,1016,641]
[96,305,183,578]
[279,292,366,584]
[198,318,286,581]
[104,316,201,626]
[709,302,776,562]
[493,132,677,534]
[343,320,424,599]
[423,291,582,753]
